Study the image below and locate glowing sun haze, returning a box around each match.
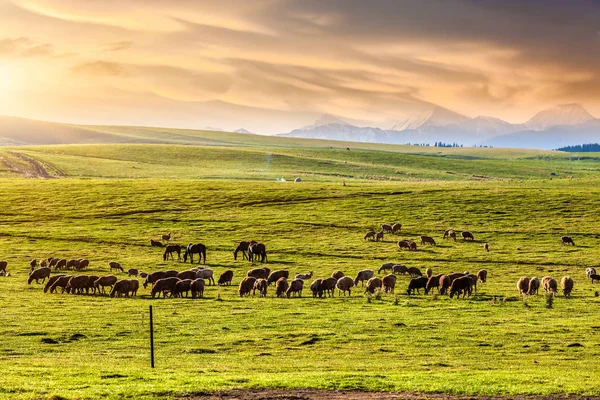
[1,0,599,134]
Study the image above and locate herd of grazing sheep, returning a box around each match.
[0,227,589,301]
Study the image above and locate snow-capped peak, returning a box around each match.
[389,106,469,131]
[526,103,595,131]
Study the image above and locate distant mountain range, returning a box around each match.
[279,103,600,149]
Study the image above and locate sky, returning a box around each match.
[0,0,599,134]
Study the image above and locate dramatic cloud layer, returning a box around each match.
[0,0,599,133]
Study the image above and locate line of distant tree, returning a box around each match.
[434,142,463,148]
[556,143,600,152]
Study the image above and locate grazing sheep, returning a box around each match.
[449,276,473,299]
[85,275,100,294]
[143,271,167,289]
[517,276,530,295]
[586,268,597,279]
[172,279,193,298]
[110,280,132,298]
[420,235,436,246]
[218,270,234,286]
[382,274,397,293]
[43,274,66,293]
[391,223,402,233]
[406,277,428,295]
[321,277,337,297]
[177,270,197,281]
[336,276,354,296]
[381,224,393,233]
[561,276,574,297]
[425,274,444,294]
[151,277,181,298]
[66,259,78,270]
[48,275,71,293]
[128,279,139,296]
[286,279,304,298]
[150,239,164,247]
[425,267,433,278]
[94,275,118,294]
[40,259,48,268]
[164,269,179,278]
[408,241,417,251]
[542,276,558,295]
[462,231,475,241]
[48,258,59,268]
[364,231,376,241]
[443,229,456,241]
[439,275,452,295]
[195,268,215,285]
[397,240,411,250]
[128,268,139,277]
[365,277,383,294]
[484,243,489,252]
[267,270,289,285]
[140,272,148,279]
[28,259,36,272]
[253,278,268,297]
[65,275,90,295]
[331,270,345,280]
[162,232,171,241]
[239,277,257,297]
[407,267,422,277]
[392,264,408,275]
[295,271,313,280]
[76,259,89,271]
[590,274,600,284]
[247,267,270,280]
[191,278,205,298]
[477,269,488,283]
[465,273,478,293]
[275,277,289,297]
[27,267,51,285]
[310,279,324,298]
[561,236,575,246]
[528,276,540,295]
[448,272,466,282]
[375,230,384,241]
[55,259,67,270]
[378,262,395,274]
[109,261,124,273]
[354,269,375,286]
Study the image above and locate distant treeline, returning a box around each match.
[557,143,600,152]
[434,142,463,148]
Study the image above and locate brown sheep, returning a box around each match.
[407,267,422,277]
[425,267,433,278]
[76,259,89,271]
[151,239,164,247]
[66,259,78,270]
[48,275,71,293]
[85,275,100,294]
[310,279,324,298]
[561,236,575,246]
[381,223,393,233]
[331,270,344,280]
[40,259,48,268]
[448,272,465,282]
[151,277,181,298]
[172,279,193,298]
[375,230,384,241]
[477,269,488,283]
[144,271,167,288]
[94,275,118,294]
[397,240,411,250]
[267,270,289,285]
[109,261,124,273]
[391,223,402,233]
[354,269,374,286]
[295,271,313,280]
[382,274,396,293]
[65,275,90,294]
[408,241,417,251]
[406,277,428,295]
[438,274,451,295]
[195,268,215,285]
[364,230,376,241]
[528,276,540,295]
[465,273,478,293]
[561,276,574,297]
[449,276,472,299]
[336,276,354,296]
[286,279,304,297]
[128,279,139,296]
[55,259,67,270]
[275,277,288,297]
[247,267,270,280]
[28,267,51,284]
[425,274,444,294]
[365,277,383,294]
[177,270,197,281]
[110,279,132,298]
[239,276,257,297]
[517,276,530,295]
[48,258,59,268]
[43,274,66,293]
[542,276,558,295]
[191,278,205,298]
[378,263,395,274]
[392,264,408,275]
[462,231,475,241]
[420,235,436,246]
[128,268,139,277]
[253,278,268,297]
[28,259,35,272]
[164,269,179,278]
[321,277,337,297]
[218,270,234,286]
[443,229,457,241]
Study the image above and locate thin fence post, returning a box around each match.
[149,305,155,368]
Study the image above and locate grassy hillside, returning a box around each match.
[1,178,600,399]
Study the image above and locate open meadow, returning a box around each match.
[1,135,600,399]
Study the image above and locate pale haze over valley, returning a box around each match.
[1,0,599,148]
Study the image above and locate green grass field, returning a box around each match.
[1,136,600,399]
